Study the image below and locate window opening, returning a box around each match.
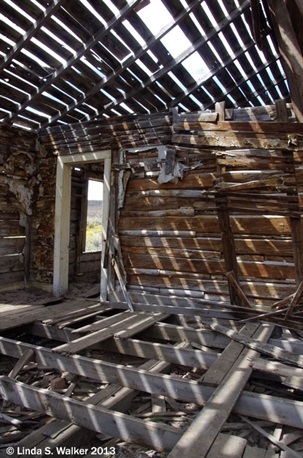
[85,179,103,252]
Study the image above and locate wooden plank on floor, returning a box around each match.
[148,322,303,353]
[1,337,303,428]
[0,376,180,452]
[167,324,274,458]
[0,336,213,404]
[206,433,247,458]
[114,313,170,340]
[54,312,168,354]
[199,323,259,386]
[143,322,230,349]
[241,417,302,458]
[26,322,218,368]
[0,300,102,331]
[253,358,303,386]
[15,355,174,453]
[208,321,303,368]
[243,445,267,458]
[53,310,141,353]
[100,338,217,369]
[103,299,254,320]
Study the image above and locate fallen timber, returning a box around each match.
[1,297,303,457]
[1,335,303,429]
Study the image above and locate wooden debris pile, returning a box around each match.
[0,295,303,457]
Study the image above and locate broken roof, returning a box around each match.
[0,0,291,131]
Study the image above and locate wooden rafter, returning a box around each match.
[40,0,203,127]
[43,0,251,127]
[2,0,142,125]
[169,39,280,110]
[0,0,291,129]
[268,0,303,122]
[0,0,63,72]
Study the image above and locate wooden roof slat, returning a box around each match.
[0,0,63,72]
[0,80,29,104]
[32,29,76,63]
[1,0,142,125]
[0,0,294,128]
[0,69,39,96]
[9,0,53,18]
[42,16,85,53]
[0,20,23,44]
[58,1,107,37]
[52,6,92,43]
[67,0,252,121]
[21,40,64,70]
[0,2,34,34]
[37,0,204,126]
[168,36,258,109]
[71,60,106,87]
[0,95,19,113]
[100,31,132,63]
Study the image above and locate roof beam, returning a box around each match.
[0,0,63,72]
[294,0,303,17]
[268,0,303,121]
[98,0,251,118]
[40,0,203,127]
[169,38,282,109]
[2,0,142,125]
[42,0,250,127]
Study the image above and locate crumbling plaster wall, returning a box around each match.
[30,140,57,287]
[0,125,57,290]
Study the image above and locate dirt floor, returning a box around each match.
[0,282,98,305]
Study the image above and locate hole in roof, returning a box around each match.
[12,123,32,131]
[168,72,186,92]
[137,0,172,36]
[30,37,66,65]
[201,2,218,29]
[177,102,189,112]
[132,98,151,113]
[102,0,119,16]
[42,91,68,107]
[100,89,116,102]
[189,94,202,108]
[182,52,209,81]
[30,0,45,12]
[41,26,76,55]
[161,26,192,58]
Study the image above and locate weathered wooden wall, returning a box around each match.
[0,125,38,290]
[118,107,303,307]
[38,105,303,307]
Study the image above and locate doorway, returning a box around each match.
[53,150,111,297]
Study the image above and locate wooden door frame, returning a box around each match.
[53,150,111,297]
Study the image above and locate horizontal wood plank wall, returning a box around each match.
[0,125,38,289]
[39,107,303,307]
[119,112,303,307]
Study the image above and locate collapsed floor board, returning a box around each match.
[0,299,303,457]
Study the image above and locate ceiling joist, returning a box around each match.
[0,0,299,131]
